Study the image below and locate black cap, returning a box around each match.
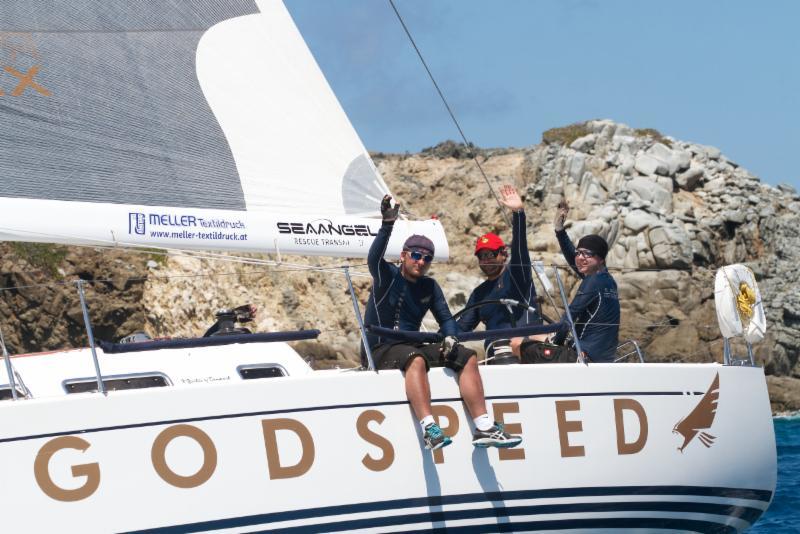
[403,234,435,256]
[576,234,608,259]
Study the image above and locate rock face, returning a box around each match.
[0,244,149,352]
[0,120,798,411]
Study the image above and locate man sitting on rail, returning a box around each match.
[548,199,620,362]
[457,184,542,362]
[363,195,522,450]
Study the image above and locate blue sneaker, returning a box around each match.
[472,422,522,448]
[423,423,452,450]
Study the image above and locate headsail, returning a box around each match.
[0,0,447,258]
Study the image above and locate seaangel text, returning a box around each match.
[277,222,377,236]
[32,399,649,502]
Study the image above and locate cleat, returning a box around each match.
[472,422,522,448]
[423,422,452,450]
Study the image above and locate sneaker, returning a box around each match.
[423,423,453,450]
[472,422,522,448]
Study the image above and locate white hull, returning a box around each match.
[0,357,776,533]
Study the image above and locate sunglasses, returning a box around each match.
[476,249,504,260]
[575,248,598,258]
[407,250,433,263]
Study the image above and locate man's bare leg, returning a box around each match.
[404,355,432,420]
[456,355,488,419]
[457,354,523,448]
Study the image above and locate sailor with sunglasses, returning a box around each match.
[362,195,522,451]
[457,184,541,361]
[551,200,620,362]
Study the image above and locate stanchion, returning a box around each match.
[76,280,106,394]
[343,267,376,372]
[553,268,587,365]
[0,327,18,400]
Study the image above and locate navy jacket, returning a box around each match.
[458,210,541,339]
[554,229,620,362]
[364,222,458,350]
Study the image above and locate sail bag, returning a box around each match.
[714,264,766,343]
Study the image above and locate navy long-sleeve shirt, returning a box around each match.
[554,229,620,362]
[363,222,458,350]
[458,210,540,339]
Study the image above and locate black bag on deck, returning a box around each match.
[520,340,577,364]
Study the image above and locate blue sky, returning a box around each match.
[285,0,799,191]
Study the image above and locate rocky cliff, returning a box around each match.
[0,244,149,352]
[1,120,798,412]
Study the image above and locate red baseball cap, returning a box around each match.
[474,233,505,255]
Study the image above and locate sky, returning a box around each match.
[285,0,799,191]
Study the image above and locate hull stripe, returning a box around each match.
[252,503,761,534]
[0,390,701,444]
[255,514,737,534]
[124,487,771,533]
[400,517,740,534]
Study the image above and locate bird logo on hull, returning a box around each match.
[673,373,719,452]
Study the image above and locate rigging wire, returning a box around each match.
[0,255,698,294]
[387,0,510,229]
[0,250,701,295]
[0,270,714,333]
[0,267,372,293]
[386,0,568,322]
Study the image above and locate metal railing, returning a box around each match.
[2,279,106,401]
[1,326,19,399]
[343,266,376,372]
[552,268,587,365]
[347,265,588,369]
[75,280,106,395]
[614,340,645,363]
[3,260,725,398]
[723,337,755,366]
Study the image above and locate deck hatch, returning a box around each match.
[237,364,287,380]
[63,373,171,394]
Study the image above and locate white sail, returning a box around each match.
[0,0,447,258]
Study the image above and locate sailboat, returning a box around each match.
[0,1,775,532]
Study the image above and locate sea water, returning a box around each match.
[749,416,800,532]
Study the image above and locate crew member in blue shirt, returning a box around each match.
[364,195,522,451]
[458,185,541,360]
[550,200,620,362]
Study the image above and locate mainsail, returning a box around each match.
[0,0,448,258]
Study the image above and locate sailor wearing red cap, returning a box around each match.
[457,184,541,360]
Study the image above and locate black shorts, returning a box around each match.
[369,342,475,372]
